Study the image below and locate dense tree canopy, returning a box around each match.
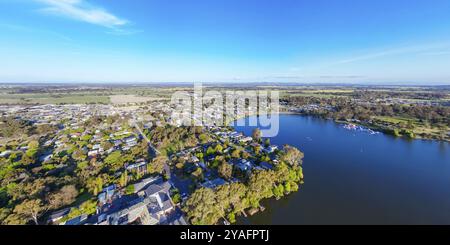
[184,143,305,225]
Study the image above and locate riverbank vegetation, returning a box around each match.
[183,144,304,225]
[283,90,450,141]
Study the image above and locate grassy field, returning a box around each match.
[373,116,448,138]
[0,85,447,105]
[0,86,188,105]
[281,92,350,99]
[374,116,415,124]
[110,94,159,104]
[0,93,110,104]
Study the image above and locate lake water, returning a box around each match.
[233,114,450,225]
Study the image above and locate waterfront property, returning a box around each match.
[235,114,449,225]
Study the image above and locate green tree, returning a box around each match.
[192,167,204,181]
[101,141,113,151]
[215,144,223,154]
[227,183,248,213]
[242,151,250,159]
[252,128,262,142]
[198,134,209,144]
[63,199,98,222]
[149,155,168,174]
[13,199,46,225]
[172,193,181,204]
[253,145,261,154]
[247,170,276,208]
[218,162,233,180]
[0,208,12,224]
[393,129,401,137]
[284,182,291,193]
[26,140,40,158]
[171,189,182,204]
[273,184,285,199]
[227,212,236,223]
[76,161,89,170]
[125,185,135,194]
[206,146,215,156]
[86,177,103,195]
[104,151,124,171]
[72,149,86,161]
[81,134,92,142]
[47,185,79,210]
[183,188,223,225]
[195,152,204,161]
[3,213,28,225]
[119,171,128,187]
[19,154,35,165]
[231,149,241,159]
[281,145,304,167]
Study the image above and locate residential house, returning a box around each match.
[263,145,278,154]
[235,159,253,172]
[0,150,11,158]
[63,214,88,225]
[96,177,175,225]
[47,207,71,224]
[126,160,148,175]
[39,153,53,163]
[240,136,253,143]
[201,178,227,189]
[88,150,99,157]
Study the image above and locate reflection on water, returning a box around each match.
[233,114,449,225]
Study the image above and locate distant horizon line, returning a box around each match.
[1,81,450,87]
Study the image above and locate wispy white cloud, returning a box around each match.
[34,0,129,30]
[105,28,144,36]
[0,22,73,42]
[420,50,450,56]
[335,42,450,65]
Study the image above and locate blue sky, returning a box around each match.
[1,0,450,84]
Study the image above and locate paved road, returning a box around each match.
[131,120,160,155]
[130,119,171,179]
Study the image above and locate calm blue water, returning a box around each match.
[233,114,450,224]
